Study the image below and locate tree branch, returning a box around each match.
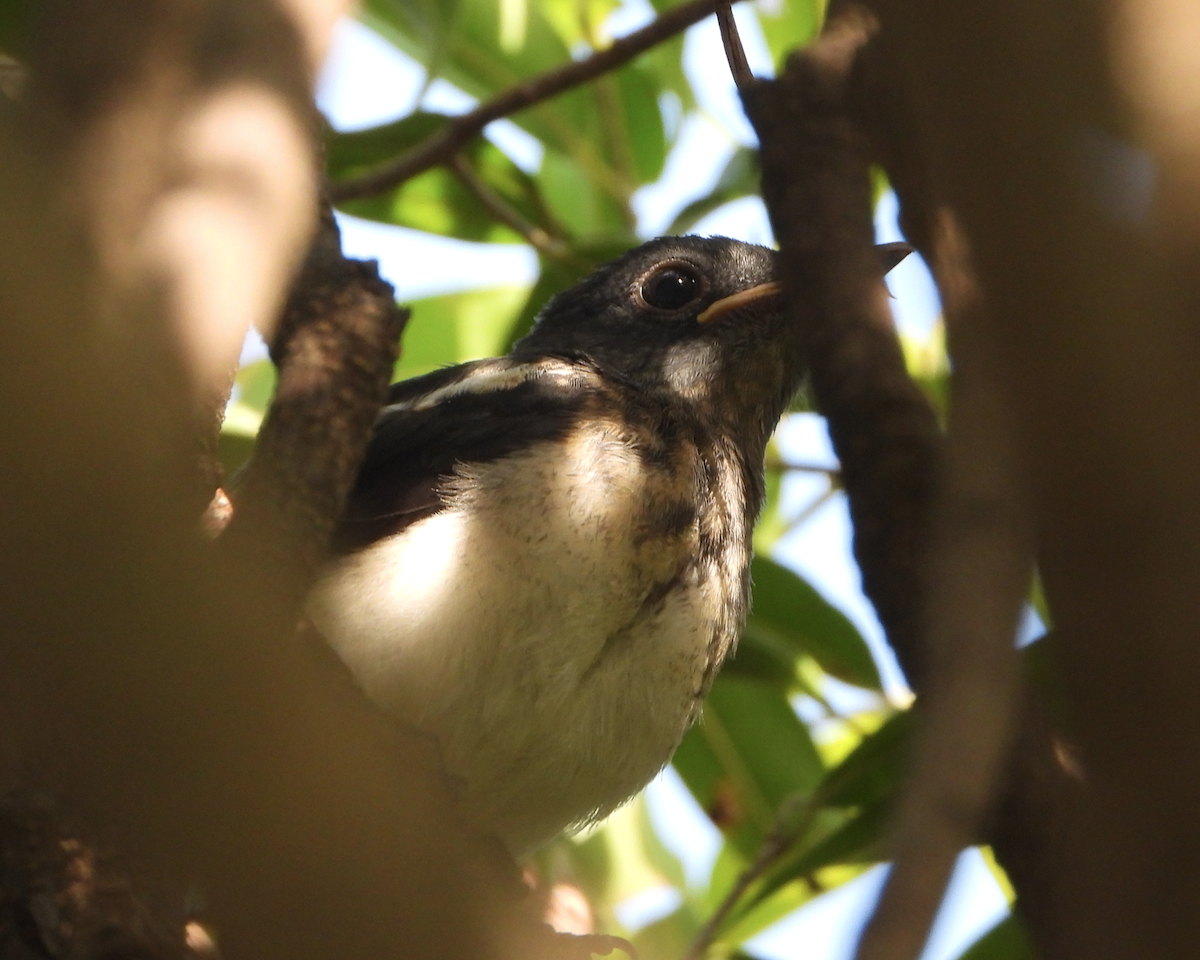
[738,8,1027,959]
[715,0,755,93]
[0,5,586,959]
[221,202,408,602]
[859,0,1200,955]
[447,154,573,261]
[681,797,817,960]
[838,10,1089,957]
[852,209,1029,960]
[742,4,943,689]
[329,0,748,202]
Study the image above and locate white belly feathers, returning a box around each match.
[307,417,724,854]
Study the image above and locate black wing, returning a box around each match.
[332,359,590,555]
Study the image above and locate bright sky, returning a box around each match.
[312,7,1009,958]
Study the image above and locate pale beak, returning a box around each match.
[696,281,784,325]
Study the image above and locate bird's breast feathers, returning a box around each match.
[307,360,752,853]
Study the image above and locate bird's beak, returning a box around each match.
[696,281,785,325]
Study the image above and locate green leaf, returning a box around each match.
[538,0,622,49]
[616,64,666,184]
[361,0,573,108]
[954,915,1033,960]
[231,360,277,417]
[668,148,759,235]
[702,838,750,909]
[563,797,680,914]
[720,621,801,689]
[639,33,694,114]
[673,675,825,859]
[716,803,886,934]
[352,5,673,232]
[747,555,882,690]
[1029,568,1052,628]
[814,708,910,806]
[539,148,632,239]
[786,379,818,414]
[538,830,611,903]
[718,710,911,922]
[395,284,531,381]
[756,0,821,69]
[217,361,278,475]
[327,114,555,243]
[708,676,827,806]
[716,876,814,947]
[632,903,703,958]
[359,0,609,162]
[773,798,889,880]
[324,112,448,177]
[900,321,950,421]
[635,798,689,892]
[713,862,866,950]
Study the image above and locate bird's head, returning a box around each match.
[513,236,791,438]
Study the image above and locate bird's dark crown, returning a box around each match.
[512,235,798,447]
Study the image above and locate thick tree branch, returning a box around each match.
[0,5,589,960]
[222,204,407,601]
[741,10,1034,960]
[836,15,1090,960]
[742,6,942,690]
[852,210,1029,960]
[278,0,356,74]
[858,0,1200,954]
[329,0,747,202]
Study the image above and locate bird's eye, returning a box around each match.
[639,262,704,311]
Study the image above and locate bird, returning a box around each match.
[307,235,908,856]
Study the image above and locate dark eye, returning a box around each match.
[639,263,703,311]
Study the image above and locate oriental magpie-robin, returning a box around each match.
[308,235,908,855]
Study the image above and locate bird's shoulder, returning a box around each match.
[333,356,610,553]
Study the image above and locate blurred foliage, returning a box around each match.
[221,0,1025,957]
[957,916,1034,960]
[0,0,36,56]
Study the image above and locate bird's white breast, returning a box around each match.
[307,417,730,854]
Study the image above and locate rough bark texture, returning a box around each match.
[222,204,408,601]
[743,7,1086,958]
[0,801,190,960]
[759,0,1200,956]
[741,9,943,692]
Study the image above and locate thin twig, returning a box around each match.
[783,483,840,535]
[797,679,873,736]
[764,454,842,477]
[784,462,840,476]
[447,154,573,261]
[715,0,754,93]
[681,797,817,960]
[329,0,747,202]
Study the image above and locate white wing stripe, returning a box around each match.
[382,359,595,415]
